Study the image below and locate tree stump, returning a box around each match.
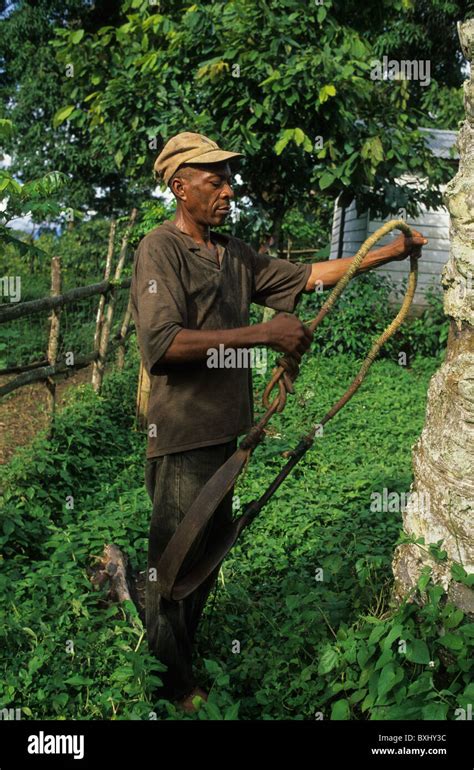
[89,544,146,623]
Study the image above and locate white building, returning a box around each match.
[329,129,458,309]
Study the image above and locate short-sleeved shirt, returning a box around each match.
[130,219,312,458]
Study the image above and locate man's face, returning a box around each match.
[170,162,235,226]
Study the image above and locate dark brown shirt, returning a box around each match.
[130,219,311,458]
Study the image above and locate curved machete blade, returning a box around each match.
[170,509,253,601]
[156,446,250,600]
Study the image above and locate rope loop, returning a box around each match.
[260,219,416,413]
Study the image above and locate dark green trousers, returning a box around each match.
[144,438,237,701]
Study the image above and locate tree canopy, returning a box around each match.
[1,0,469,242]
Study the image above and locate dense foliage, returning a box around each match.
[1,344,471,720]
[1,0,467,233]
[1,0,469,725]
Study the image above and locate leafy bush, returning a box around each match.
[1,349,140,559]
[0,291,465,721]
[294,272,448,361]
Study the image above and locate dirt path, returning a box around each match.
[0,365,95,465]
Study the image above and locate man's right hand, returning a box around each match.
[264,312,313,363]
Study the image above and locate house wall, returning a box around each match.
[329,198,450,308]
[330,198,367,259]
[367,208,449,306]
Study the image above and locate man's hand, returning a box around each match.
[392,229,428,261]
[264,312,313,363]
[304,228,428,291]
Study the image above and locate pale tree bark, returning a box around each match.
[392,20,474,615]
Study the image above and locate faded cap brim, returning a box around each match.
[153,132,243,186]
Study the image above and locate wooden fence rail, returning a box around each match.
[0,326,135,399]
[0,358,49,376]
[0,210,138,436]
[0,276,132,324]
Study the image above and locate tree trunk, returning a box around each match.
[391,20,474,616]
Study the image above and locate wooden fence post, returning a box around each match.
[46,256,61,435]
[92,208,137,393]
[116,296,133,370]
[92,218,116,361]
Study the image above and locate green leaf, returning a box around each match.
[438,632,463,651]
[361,692,375,713]
[84,91,100,104]
[21,627,38,641]
[417,566,431,592]
[318,647,339,674]
[349,689,367,705]
[367,623,387,646]
[319,84,336,103]
[203,700,223,719]
[224,701,240,720]
[111,665,134,681]
[319,171,335,190]
[52,693,69,709]
[258,69,280,88]
[0,118,14,141]
[274,129,294,156]
[294,128,305,146]
[317,6,327,23]
[377,662,400,697]
[451,562,474,586]
[203,659,222,676]
[71,30,84,44]
[422,703,449,720]
[64,675,94,686]
[406,639,430,664]
[427,585,445,606]
[383,624,404,649]
[428,542,448,561]
[53,105,75,128]
[351,38,367,59]
[114,149,124,168]
[285,594,300,611]
[361,136,384,167]
[0,231,51,258]
[331,699,350,720]
[443,608,464,629]
[140,52,159,73]
[374,648,393,671]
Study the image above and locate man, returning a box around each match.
[130,131,427,712]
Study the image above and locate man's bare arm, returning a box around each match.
[304,231,428,291]
[159,323,268,365]
[158,314,313,367]
[156,230,427,369]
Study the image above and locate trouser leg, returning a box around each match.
[144,439,237,700]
